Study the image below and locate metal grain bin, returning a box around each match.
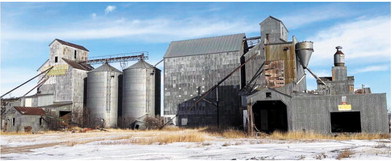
[122,59,160,129]
[86,63,121,128]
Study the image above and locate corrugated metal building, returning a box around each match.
[246,84,389,134]
[163,16,388,134]
[244,17,388,134]
[164,33,246,127]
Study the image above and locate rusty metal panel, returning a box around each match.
[264,60,285,88]
[265,42,297,85]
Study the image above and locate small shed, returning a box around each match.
[3,107,47,133]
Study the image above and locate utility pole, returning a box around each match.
[216,86,219,128]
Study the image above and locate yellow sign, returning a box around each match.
[338,104,352,111]
[42,64,68,76]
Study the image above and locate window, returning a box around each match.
[74,50,77,59]
[266,92,272,98]
[55,56,58,63]
[12,118,15,126]
[281,27,284,37]
[39,117,43,126]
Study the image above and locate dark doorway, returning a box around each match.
[252,101,288,133]
[59,111,72,124]
[331,111,361,133]
[59,111,71,117]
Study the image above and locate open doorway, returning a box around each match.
[331,111,361,133]
[252,101,288,133]
[59,111,71,124]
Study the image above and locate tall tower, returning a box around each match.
[332,46,347,81]
[259,16,289,44]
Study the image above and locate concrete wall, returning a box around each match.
[54,67,72,102]
[72,68,88,125]
[49,41,88,65]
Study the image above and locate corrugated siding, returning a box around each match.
[164,33,245,58]
[248,88,389,134]
[164,51,243,127]
[291,94,389,133]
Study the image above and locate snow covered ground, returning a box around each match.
[1,131,390,160]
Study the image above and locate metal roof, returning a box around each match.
[49,39,89,51]
[125,59,154,70]
[14,107,45,115]
[164,33,245,58]
[90,62,121,73]
[62,58,94,71]
[38,101,73,108]
[259,16,289,32]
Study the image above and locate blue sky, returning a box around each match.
[1,2,391,110]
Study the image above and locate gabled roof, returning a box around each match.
[49,39,89,52]
[62,58,94,71]
[14,107,45,116]
[90,62,121,73]
[164,33,246,58]
[260,16,289,32]
[126,59,154,70]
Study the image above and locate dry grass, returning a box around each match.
[220,129,247,138]
[264,131,390,140]
[336,149,354,160]
[98,131,207,145]
[148,132,206,144]
[201,127,247,138]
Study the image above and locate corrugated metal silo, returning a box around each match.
[122,59,160,128]
[86,62,121,128]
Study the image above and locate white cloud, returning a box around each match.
[306,16,390,68]
[351,64,390,74]
[281,5,352,29]
[91,13,97,19]
[1,67,38,98]
[105,5,116,14]
[2,17,256,43]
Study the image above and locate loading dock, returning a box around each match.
[330,111,361,133]
[252,101,288,133]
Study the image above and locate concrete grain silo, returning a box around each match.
[122,59,161,129]
[86,62,121,128]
